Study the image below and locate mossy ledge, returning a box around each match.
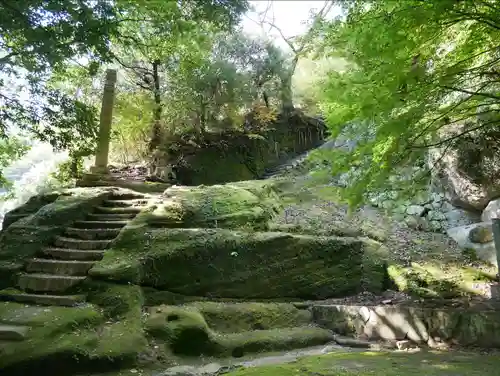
[0,282,146,376]
[89,227,387,299]
[145,302,333,359]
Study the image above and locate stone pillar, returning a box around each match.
[90,69,117,174]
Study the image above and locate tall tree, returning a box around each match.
[318,0,500,207]
[111,0,248,153]
[255,0,335,112]
[0,0,118,164]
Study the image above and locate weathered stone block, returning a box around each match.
[312,304,500,348]
[312,305,428,342]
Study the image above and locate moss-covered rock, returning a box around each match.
[0,262,23,290]
[0,283,147,375]
[387,262,497,299]
[1,192,60,229]
[90,226,385,299]
[142,180,281,230]
[0,188,112,264]
[187,302,313,333]
[145,303,333,358]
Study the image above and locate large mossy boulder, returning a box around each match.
[144,180,282,230]
[89,226,387,299]
[145,302,333,358]
[1,192,61,229]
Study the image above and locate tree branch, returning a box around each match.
[412,118,500,149]
[440,85,500,100]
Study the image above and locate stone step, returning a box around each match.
[86,213,135,221]
[73,220,128,229]
[64,227,121,240]
[108,193,145,200]
[18,274,86,292]
[0,325,29,341]
[94,206,142,215]
[26,259,95,276]
[54,236,111,250]
[102,199,148,208]
[41,247,105,261]
[0,292,85,307]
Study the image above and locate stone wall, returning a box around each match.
[312,304,500,348]
[368,184,480,233]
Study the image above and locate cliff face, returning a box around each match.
[166,110,326,185]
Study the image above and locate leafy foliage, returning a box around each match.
[317,0,500,207]
[0,0,250,180]
[0,137,30,189]
[109,30,291,161]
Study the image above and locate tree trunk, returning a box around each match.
[262,91,269,108]
[280,56,298,113]
[148,59,162,153]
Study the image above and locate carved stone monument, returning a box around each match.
[90,69,117,174]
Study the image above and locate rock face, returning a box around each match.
[428,125,500,211]
[88,180,387,298]
[447,222,497,265]
[90,227,386,299]
[482,198,500,222]
[146,302,334,360]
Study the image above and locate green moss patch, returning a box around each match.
[143,180,282,230]
[388,262,497,299]
[0,283,147,375]
[90,228,378,299]
[187,302,312,333]
[225,350,500,376]
[145,304,333,358]
[142,287,209,306]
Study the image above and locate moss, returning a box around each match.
[143,180,282,230]
[86,281,144,317]
[187,302,312,333]
[145,304,332,358]
[177,146,257,185]
[90,228,372,299]
[2,192,60,229]
[170,111,325,185]
[0,188,110,263]
[0,282,147,375]
[0,302,105,373]
[145,306,216,356]
[224,350,500,376]
[215,327,333,358]
[143,287,209,306]
[387,262,497,298]
[361,238,391,293]
[0,262,23,289]
[0,224,63,262]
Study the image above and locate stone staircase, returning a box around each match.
[260,151,310,179]
[0,193,148,308]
